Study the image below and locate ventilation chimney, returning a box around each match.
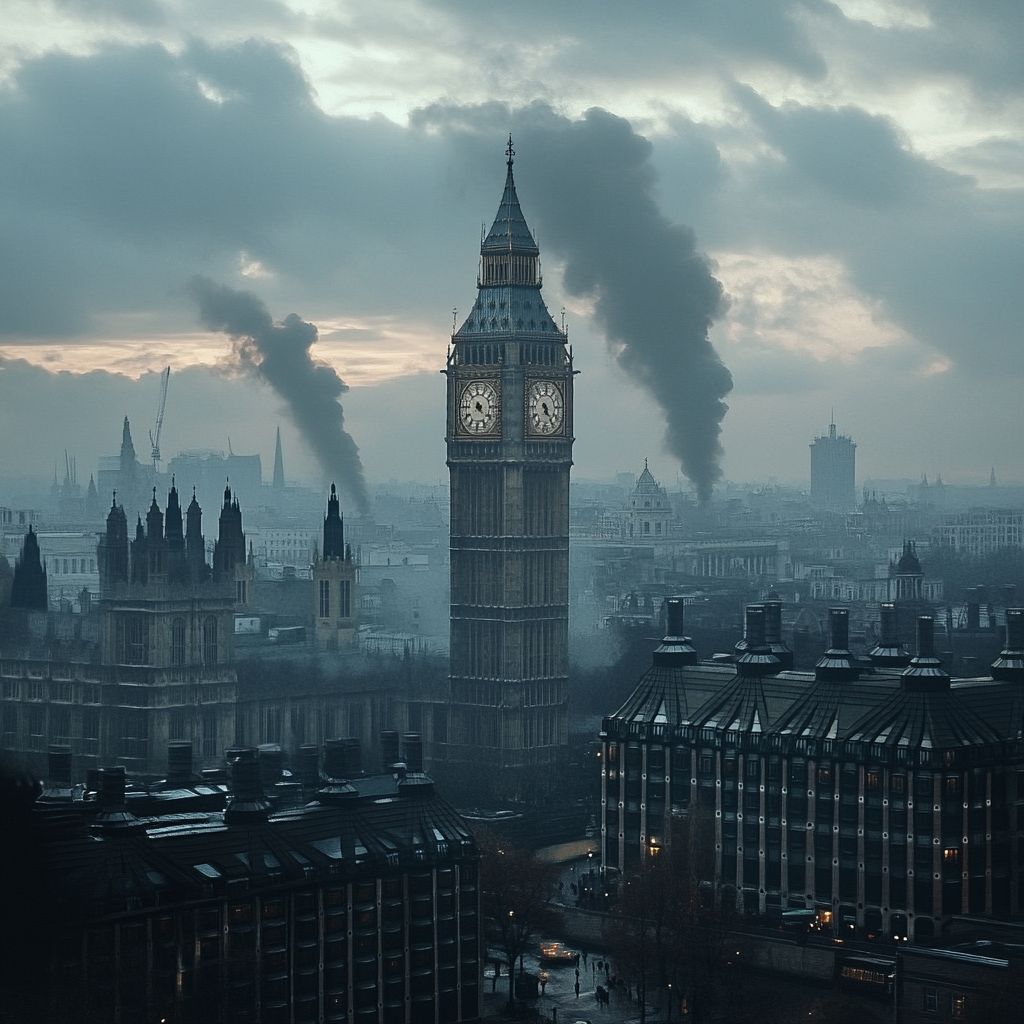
[296,744,320,790]
[380,730,401,770]
[317,739,357,803]
[224,748,272,824]
[734,603,764,656]
[736,605,780,677]
[991,607,1024,682]
[901,616,950,692]
[40,744,73,803]
[815,608,859,682]
[91,765,140,831]
[340,738,362,778]
[763,598,793,670]
[869,603,910,668]
[653,596,698,667]
[166,740,194,785]
[398,733,432,798]
[258,744,284,788]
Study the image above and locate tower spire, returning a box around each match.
[273,425,285,489]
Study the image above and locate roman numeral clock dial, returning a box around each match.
[458,379,500,435]
[526,379,564,435]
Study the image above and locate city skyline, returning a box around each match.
[1,2,1022,493]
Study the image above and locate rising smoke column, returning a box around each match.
[526,109,732,502]
[188,277,369,514]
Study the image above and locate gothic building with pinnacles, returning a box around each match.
[1,482,244,778]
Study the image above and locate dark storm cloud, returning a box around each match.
[0,38,461,337]
[709,88,1024,377]
[188,277,369,514]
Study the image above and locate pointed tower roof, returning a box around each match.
[273,426,285,489]
[120,416,136,459]
[481,137,540,256]
[454,139,562,342]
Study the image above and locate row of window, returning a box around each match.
[46,557,97,575]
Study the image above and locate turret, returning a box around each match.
[870,602,910,668]
[323,483,345,559]
[185,487,206,580]
[213,482,246,580]
[100,494,129,588]
[736,604,780,677]
[10,526,47,610]
[165,478,183,550]
[652,596,698,667]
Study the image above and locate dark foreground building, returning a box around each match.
[601,598,1024,943]
[23,734,481,1024]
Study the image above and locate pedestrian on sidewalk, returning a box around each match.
[574,981,580,1000]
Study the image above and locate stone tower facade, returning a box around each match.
[313,484,357,651]
[441,141,572,803]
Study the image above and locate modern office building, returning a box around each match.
[810,420,857,510]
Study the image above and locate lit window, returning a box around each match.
[952,993,966,1018]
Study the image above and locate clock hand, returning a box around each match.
[475,401,483,413]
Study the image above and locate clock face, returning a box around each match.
[526,379,564,436]
[459,379,500,435]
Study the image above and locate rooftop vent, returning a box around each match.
[166,740,194,786]
[901,616,950,692]
[737,604,781,677]
[869,602,910,668]
[40,744,73,804]
[815,607,860,683]
[224,748,272,824]
[91,765,140,832]
[380,730,401,771]
[991,607,1024,682]
[398,733,433,798]
[317,739,358,803]
[763,599,793,670]
[653,596,698,667]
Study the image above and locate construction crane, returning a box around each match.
[149,366,170,470]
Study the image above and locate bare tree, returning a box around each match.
[478,829,560,1009]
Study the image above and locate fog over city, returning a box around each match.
[2,5,1024,1024]
[1,0,1021,492]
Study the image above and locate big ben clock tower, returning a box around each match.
[440,139,573,803]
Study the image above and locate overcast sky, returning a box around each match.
[1,0,1021,500]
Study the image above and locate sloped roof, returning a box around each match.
[481,162,539,255]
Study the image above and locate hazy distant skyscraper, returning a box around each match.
[441,140,572,802]
[273,425,285,489]
[810,419,856,510]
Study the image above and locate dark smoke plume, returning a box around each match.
[188,277,369,514]
[525,109,732,502]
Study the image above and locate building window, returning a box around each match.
[1,706,18,747]
[923,988,938,1013]
[120,710,149,760]
[171,618,186,667]
[319,579,330,619]
[118,614,149,665]
[943,848,960,866]
[2,679,19,700]
[952,993,966,1018]
[27,706,45,750]
[818,767,832,786]
[261,706,282,744]
[203,617,218,666]
[746,759,759,778]
[82,708,100,756]
[236,579,247,605]
[945,776,958,797]
[202,714,218,758]
[51,706,72,746]
[891,774,905,793]
[340,579,351,619]
[867,771,880,791]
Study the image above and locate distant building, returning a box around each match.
[624,461,674,540]
[810,420,856,510]
[9,526,47,610]
[313,484,357,652]
[933,507,1023,555]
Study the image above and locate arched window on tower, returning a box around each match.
[203,616,218,666]
[171,617,186,666]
